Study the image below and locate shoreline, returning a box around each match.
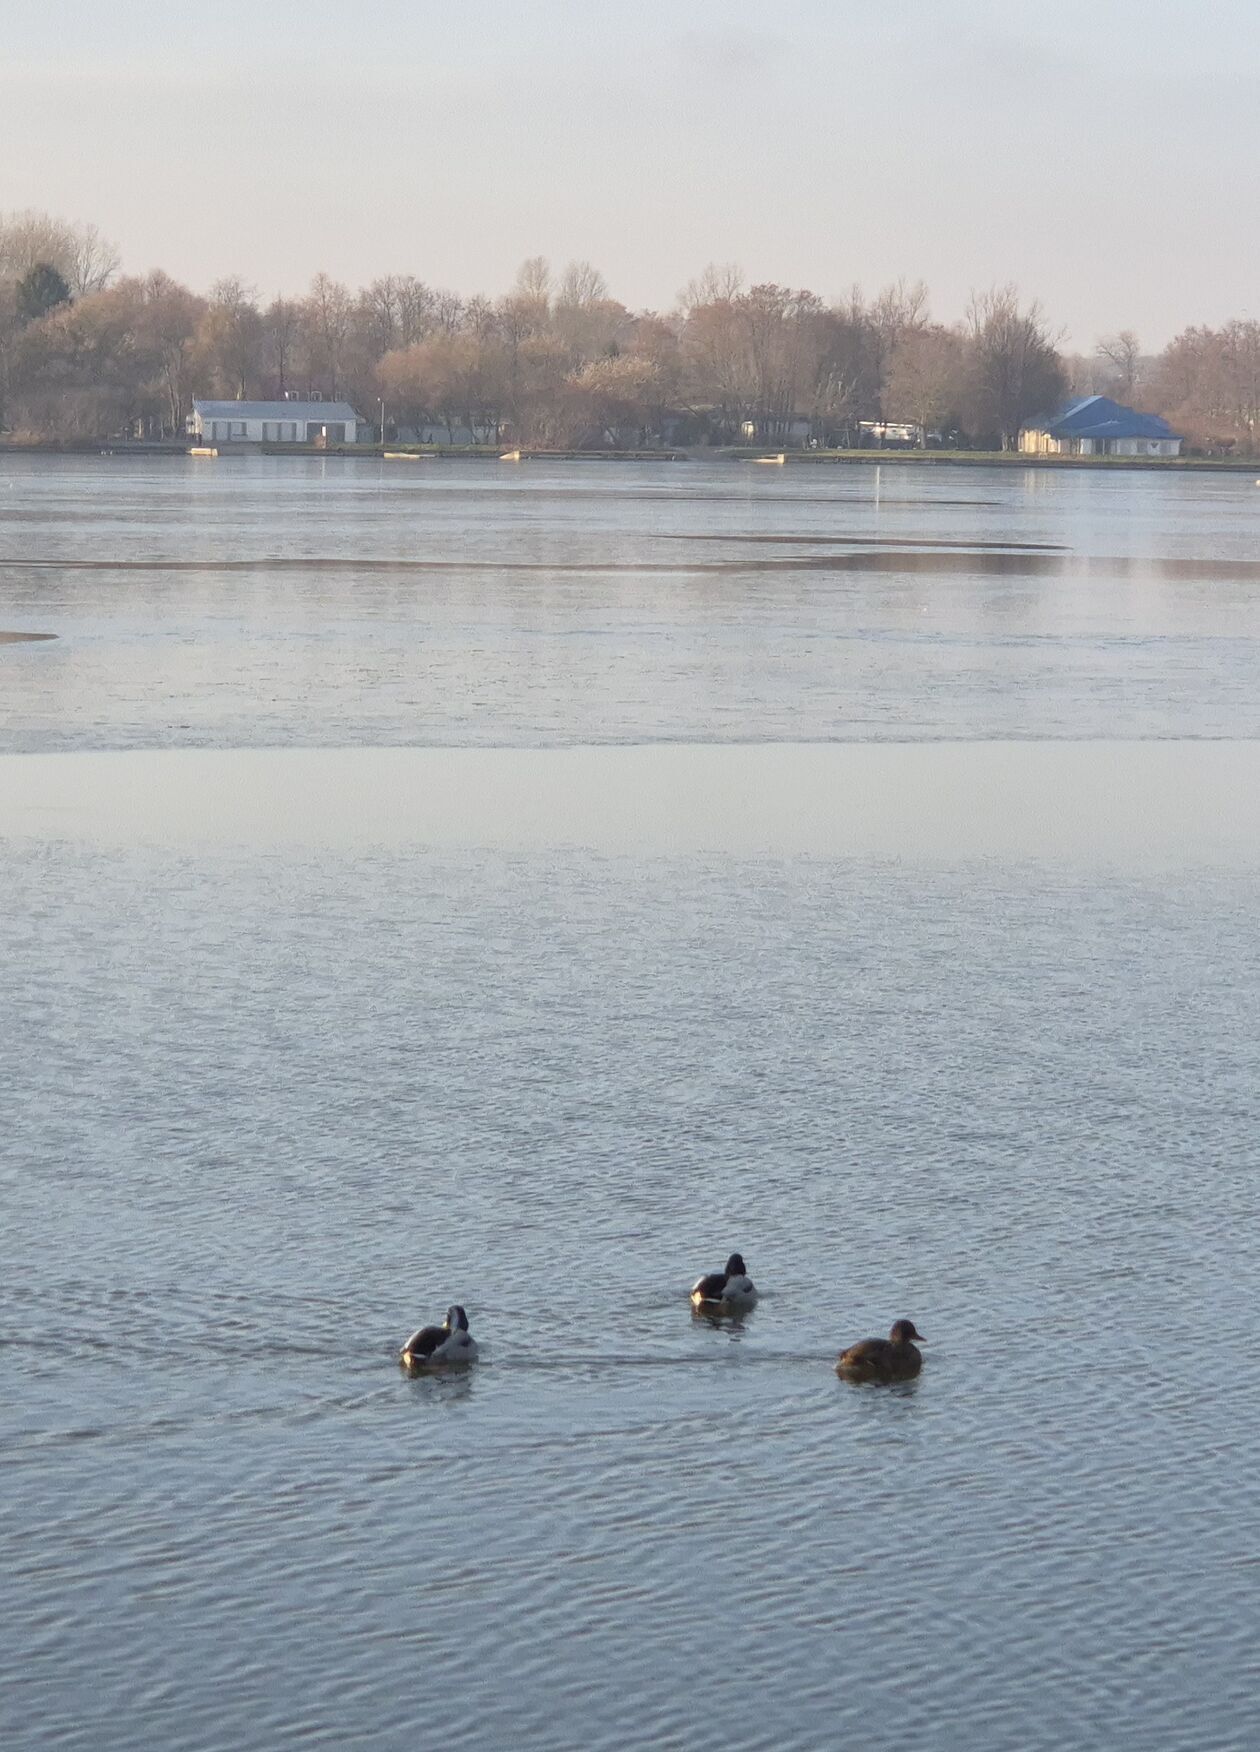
[1,440,1258,473]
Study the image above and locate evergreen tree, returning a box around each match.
[16,261,71,323]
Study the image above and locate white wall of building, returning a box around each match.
[191,409,362,444]
[1107,437,1181,456]
[1020,430,1181,457]
[203,417,356,444]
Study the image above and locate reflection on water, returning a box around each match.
[3,741,1260,863]
[2,455,1260,750]
[659,530,1071,548]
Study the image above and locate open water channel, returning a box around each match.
[3,456,1260,1749]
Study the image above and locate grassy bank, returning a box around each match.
[0,438,188,455]
[726,448,1260,473]
[1,439,1256,473]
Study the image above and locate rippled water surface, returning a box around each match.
[4,458,1260,1750]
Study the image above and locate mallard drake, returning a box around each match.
[836,1319,925,1381]
[690,1252,757,1312]
[399,1305,479,1369]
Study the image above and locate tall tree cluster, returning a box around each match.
[1,207,1257,452]
[1147,322,1260,452]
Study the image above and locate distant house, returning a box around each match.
[188,399,367,446]
[1019,395,1182,458]
[857,419,926,448]
[739,416,813,446]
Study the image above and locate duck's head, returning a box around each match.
[890,1319,925,1345]
[724,1253,747,1279]
[444,1305,470,1332]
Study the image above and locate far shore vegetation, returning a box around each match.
[1,209,1258,458]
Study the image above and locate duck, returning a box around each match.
[399,1305,479,1370]
[690,1252,757,1312]
[836,1318,925,1381]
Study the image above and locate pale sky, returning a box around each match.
[2,0,1257,348]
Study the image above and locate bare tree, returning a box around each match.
[567,355,665,447]
[555,260,607,309]
[430,289,465,334]
[378,330,507,444]
[356,275,433,356]
[514,256,552,306]
[198,277,262,399]
[867,279,929,414]
[1095,330,1142,400]
[680,292,755,435]
[1143,321,1260,453]
[679,279,867,443]
[0,279,20,429]
[962,286,1065,449]
[7,281,152,438]
[138,271,204,431]
[0,210,119,294]
[884,324,965,443]
[808,305,879,442]
[393,276,435,346]
[1219,320,1260,449]
[2,239,1233,454]
[262,297,301,396]
[678,262,744,314]
[69,223,121,295]
[302,273,353,397]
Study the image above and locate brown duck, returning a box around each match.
[836,1319,926,1381]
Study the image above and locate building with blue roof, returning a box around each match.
[1019,395,1182,458]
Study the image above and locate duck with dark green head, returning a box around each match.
[399,1305,479,1371]
[690,1251,757,1314]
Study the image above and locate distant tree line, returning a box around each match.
[1,209,1258,453]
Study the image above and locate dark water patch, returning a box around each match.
[8,550,1258,582]
[655,532,1070,552]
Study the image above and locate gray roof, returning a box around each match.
[193,400,362,421]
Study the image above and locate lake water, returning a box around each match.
[4,456,1260,1750]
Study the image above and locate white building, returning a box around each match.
[856,420,926,448]
[189,399,367,446]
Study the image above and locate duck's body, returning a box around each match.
[400,1305,479,1370]
[836,1319,925,1382]
[690,1252,757,1312]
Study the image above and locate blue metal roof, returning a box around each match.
[1039,395,1177,441]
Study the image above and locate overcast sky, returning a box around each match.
[2,0,1256,347]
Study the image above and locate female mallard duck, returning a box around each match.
[836,1319,925,1381]
[690,1252,757,1313]
[399,1305,479,1370]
